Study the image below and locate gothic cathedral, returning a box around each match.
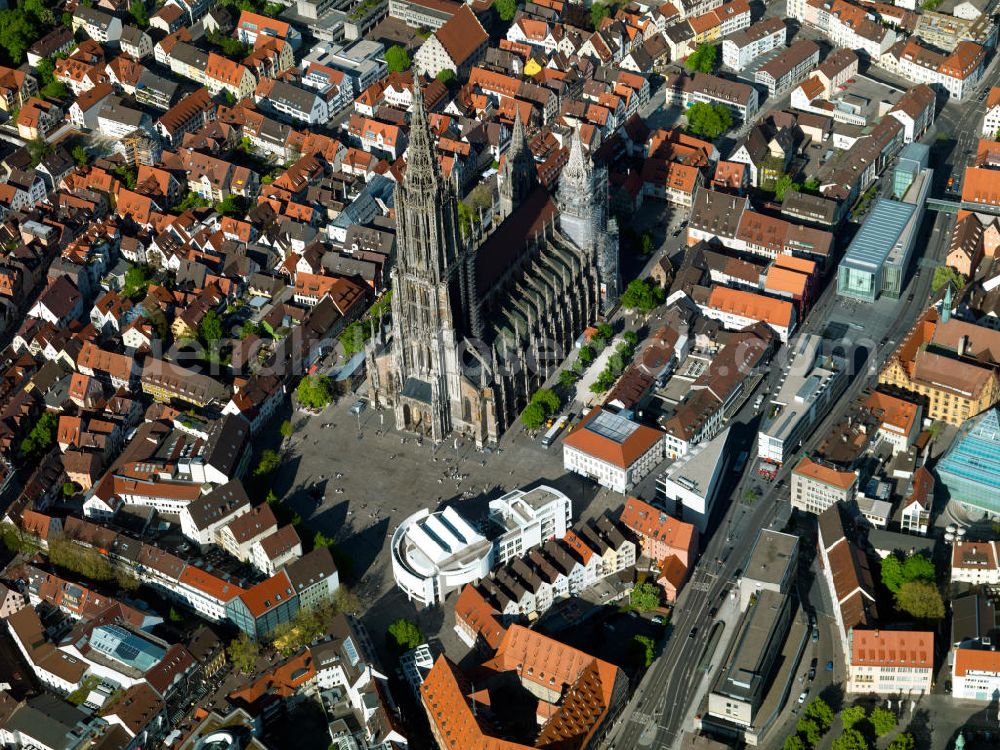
[367,82,620,446]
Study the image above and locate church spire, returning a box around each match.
[394,77,462,280]
[499,109,537,217]
[403,77,440,193]
[562,124,590,186]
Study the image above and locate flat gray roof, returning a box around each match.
[714,589,789,702]
[841,199,916,271]
[744,529,798,586]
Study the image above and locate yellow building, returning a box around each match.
[878,306,1000,425]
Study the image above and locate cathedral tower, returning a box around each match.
[387,80,467,440]
[499,110,537,218]
[557,127,620,313]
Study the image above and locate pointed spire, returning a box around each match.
[404,76,439,191]
[564,123,589,180]
[511,108,528,156]
[943,283,952,323]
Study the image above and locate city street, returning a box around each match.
[603,65,975,747]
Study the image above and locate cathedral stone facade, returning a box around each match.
[368,83,619,446]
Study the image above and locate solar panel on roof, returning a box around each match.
[586,410,640,444]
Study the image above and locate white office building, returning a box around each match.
[657,426,732,532]
[757,334,847,465]
[391,506,493,606]
[487,486,572,566]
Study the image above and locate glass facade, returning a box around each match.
[937,408,1000,517]
[837,265,877,302]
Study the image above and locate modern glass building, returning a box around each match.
[837,162,932,302]
[837,199,916,302]
[936,408,1000,517]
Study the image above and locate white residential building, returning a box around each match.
[487,486,572,565]
[848,629,934,695]
[951,541,1000,585]
[982,88,1000,136]
[721,17,786,71]
[953,648,1000,702]
[790,456,858,515]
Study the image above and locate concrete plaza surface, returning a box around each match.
[269,394,625,657]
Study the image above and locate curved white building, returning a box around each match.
[391,506,493,606]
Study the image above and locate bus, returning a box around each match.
[541,415,568,448]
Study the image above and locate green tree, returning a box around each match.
[783,736,806,750]
[215,194,245,217]
[640,231,655,255]
[0,9,38,65]
[880,553,905,593]
[386,618,424,653]
[35,57,55,87]
[129,0,148,27]
[20,411,57,459]
[122,265,150,299]
[0,523,37,554]
[558,369,578,388]
[279,420,293,439]
[803,177,820,194]
[495,0,517,20]
[531,388,560,416]
[340,320,372,355]
[623,330,638,347]
[774,174,801,202]
[436,68,457,87]
[590,2,610,28]
[521,401,546,429]
[71,145,90,167]
[595,322,613,340]
[629,581,661,612]
[621,279,666,311]
[831,729,870,750]
[227,633,259,674]
[199,309,224,345]
[632,634,655,667]
[803,698,834,733]
[685,43,717,74]
[868,707,896,737]
[254,449,282,477]
[62,481,76,497]
[888,733,916,750]
[169,606,184,623]
[385,45,411,73]
[931,265,967,293]
[22,0,53,25]
[27,137,52,167]
[895,579,945,619]
[578,344,596,367]
[840,705,866,731]
[901,554,935,585]
[297,375,334,409]
[685,101,733,139]
[796,718,822,747]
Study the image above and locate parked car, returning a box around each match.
[689,626,698,638]
[808,667,816,680]
[798,691,808,704]
[825,661,834,671]
[811,628,819,642]
[651,615,664,625]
